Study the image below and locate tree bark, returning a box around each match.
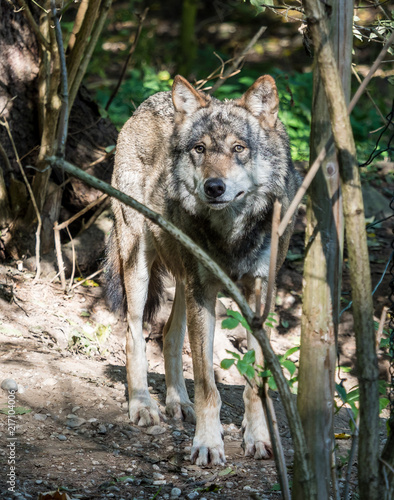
[293,2,351,499]
[178,0,198,77]
[0,1,117,260]
[302,1,380,499]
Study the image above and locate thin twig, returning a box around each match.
[51,0,69,157]
[351,65,388,126]
[262,200,282,322]
[68,0,113,111]
[71,268,104,290]
[77,195,110,236]
[278,29,394,237]
[343,414,360,500]
[66,226,76,293]
[255,277,262,317]
[16,0,51,51]
[1,118,42,280]
[376,306,389,351]
[0,142,13,174]
[208,26,267,94]
[380,457,394,475]
[105,8,149,111]
[54,221,66,289]
[260,383,291,500]
[331,442,340,500]
[349,30,394,113]
[56,193,108,231]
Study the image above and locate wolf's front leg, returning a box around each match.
[185,277,225,466]
[123,246,162,427]
[242,330,272,459]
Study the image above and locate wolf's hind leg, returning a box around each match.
[242,330,272,459]
[123,242,162,427]
[163,281,195,422]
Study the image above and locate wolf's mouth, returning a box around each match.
[208,191,245,207]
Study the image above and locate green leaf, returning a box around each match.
[221,358,236,370]
[243,349,255,364]
[282,346,300,360]
[244,364,255,379]
[258,370,272,378]
[218,466,234,476]
[282,359,297,377]
[268,377,277,391]
[226,309,252,332]
[237,359,254,378]
[0,406,32,415]
[347,388,360,403]
[225,349,241,360]
[336,384,347,403]
[379,398,389,414]
[222,317,240,330]
[378,380,389,394]
[116,475,134,482]
[281,319,289,329]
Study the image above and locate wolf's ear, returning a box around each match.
[239,75,279,128]
[172,75,210,115]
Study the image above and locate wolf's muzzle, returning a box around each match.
[204,178,226,199]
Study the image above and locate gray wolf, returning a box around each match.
[106,75,300,466]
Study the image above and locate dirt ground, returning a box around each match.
[0,169,392,500]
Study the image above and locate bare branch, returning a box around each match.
[1,118,42,280]
[54,221,66,289]
[208,26,267,94]
[51,0,69,157]
[71,268,104,290]
[105,8,149,111]
[66,226,76,293]
[262,199,282,323]
[278,28,394,237]
[69,0,113,111]
[16,0,51,51]
[260,383,291,500]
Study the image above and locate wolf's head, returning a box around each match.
[170,75,292,217]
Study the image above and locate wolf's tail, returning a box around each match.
[105,228,164,323]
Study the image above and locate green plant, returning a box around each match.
[335,377,389,431]
[220,309,299,392]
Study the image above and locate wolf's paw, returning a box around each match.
[242,420,272,459]
[166,401,196,423]
[190,440,226,466]
[129,398,162,427]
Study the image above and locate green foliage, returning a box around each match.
[221,309,298,390]
[221,308,252,332]
[335,379,389,431]
[95,67,173,128]
[67,318,111,356]
[0,406,32,415]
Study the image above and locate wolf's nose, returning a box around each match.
[204,178,226,198]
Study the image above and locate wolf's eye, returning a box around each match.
[194,144,205,154]
[233,144,245,153]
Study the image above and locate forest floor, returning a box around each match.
[0,163,393,500]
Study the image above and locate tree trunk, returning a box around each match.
[302,1,380,499]
[0,1,117,260]
[293,3,352,499]
[178,0,198,77]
